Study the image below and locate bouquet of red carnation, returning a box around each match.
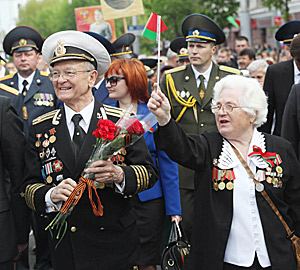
[46,109,157,247]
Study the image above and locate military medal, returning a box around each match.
[42,139,49,148]
[39,149,45,159]
[213,181,218,191]
[276,166,283,174]
[35,134,42,147]
[49,128,56,143]
[119,147,126,155]
[52,160,63,172]
[22,106,28,120]
[256,183,264,192]
[56,174,63,182]
[51,147,56,157]
[266,176,272,184]
[46,175,53,184]
[95,182,105,189]
[218,181,225,190]
[226,181,234,190]
[45,148,51,159]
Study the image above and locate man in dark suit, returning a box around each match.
[259,21,300,136]
[0,96,30,270]
[0,26,57,270]
[0,26,57,137]
[160,13,241,242]
[22,30,157,270]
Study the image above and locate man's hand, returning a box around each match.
[148,83,171,126]
[50,178,77,203]
[84,160,124,184]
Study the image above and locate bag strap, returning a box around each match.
[230,143,294,238]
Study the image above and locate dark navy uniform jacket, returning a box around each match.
[0,69,57,137]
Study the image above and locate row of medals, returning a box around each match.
[33,94,54,107]
[36,130,57,184]
[255,165,283,192]
[213,179,234,191]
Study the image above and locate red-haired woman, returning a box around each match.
[105,58,181,270]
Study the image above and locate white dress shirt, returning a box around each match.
[18,71,35,93]
[191,61,213,89]
[293,60,300,84]
[222,129,271,267]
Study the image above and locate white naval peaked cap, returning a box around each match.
[42,30,111,75]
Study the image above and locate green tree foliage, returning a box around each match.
[262,0,290,22]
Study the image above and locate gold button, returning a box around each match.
[99,227,105,231]
[70,226,76,233]
[200,109,204,112]
[200,124,204,127]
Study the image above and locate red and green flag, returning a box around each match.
[142,12,168,41]
[227,16,240,28]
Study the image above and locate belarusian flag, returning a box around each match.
[142,12,168,41]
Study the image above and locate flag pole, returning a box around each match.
[156,15,161,91]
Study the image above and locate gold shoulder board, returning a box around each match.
[219,65,241,75]
[0,83,19,96]
[165,65,186,75]
[32,109,59,125]
[40,71,49,77]
[0,73,14,81]
[103,105,125,118]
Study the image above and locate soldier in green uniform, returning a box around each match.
[160,14,241,242]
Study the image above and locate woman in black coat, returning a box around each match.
[148,75,300,270]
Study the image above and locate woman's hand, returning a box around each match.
[148,83,171,126]
[171,215,182,224]
[50,178,77,203]
[84,160,124,184]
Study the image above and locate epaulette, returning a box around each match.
[103,104,125,118]
[0,73,14,81]
[0,83,19,96]
[32,109,59,125]
[40,71,49,77]
[165,65,186,75]
[219,65,241,75]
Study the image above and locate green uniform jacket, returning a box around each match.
[160,62,241,190]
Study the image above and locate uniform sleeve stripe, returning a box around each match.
[25,183,45,211]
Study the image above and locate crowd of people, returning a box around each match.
[0,12,299,270]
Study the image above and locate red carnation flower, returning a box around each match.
[126,119,145,136]
[93,119,116,141]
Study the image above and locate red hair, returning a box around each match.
[105,58,149,103]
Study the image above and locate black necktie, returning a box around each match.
[22,80,28,97]
[198,75,206,100]
[71,114,86,159]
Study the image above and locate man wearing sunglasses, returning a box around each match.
[22,30,158,270]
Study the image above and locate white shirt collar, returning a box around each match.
[18,71,35,92]
[293,59,300,84]
[218,128,267,169]
[64,98,95,133]
[191,61,213,84]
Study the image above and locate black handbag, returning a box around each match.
[161,221,191,270]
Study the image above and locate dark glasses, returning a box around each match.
[105,76,125,86]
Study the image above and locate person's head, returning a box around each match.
[42,30,110,111]
[166,48,177,67]
[94,9,103,23]
[216,47,231,64]
[181,14,225,71]
[247,59,269,86]
[111,33,136,59]
[3,26,44,77]
[105,58,149,103]
[5,62,17,74]
[235,36,249,54]
[279,49,292,62]
[290,34,300,68]
[211,75,267,140]
[238,48,255,70]
[275,20,300,47]
[169,37,189,66]
[37,54,49,72]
